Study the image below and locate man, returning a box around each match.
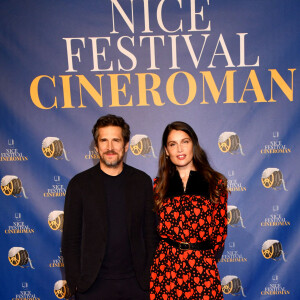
[62,114,157,299]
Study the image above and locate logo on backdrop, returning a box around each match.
[261,168,288,191]
[220,242,247,263]
[54,280,72,299]
[261,131,291,154]
[0,139,28,161]
[262,240,287,262]
[130,134,157,158]
[261,275,290,295]
[1,175,28,198]
[13,282,40,300]
[44,175,66,197]
[227,170,246,192]
[227,206,246,228]
[85,149,100,160]
[218,132,245,155]
[42,137,70,161]
[48,211,64,231]
[49,249,64,268]
[8,247,35,269]
[5,213,34,234]
[261,205,290,227]
[221,275,246,297]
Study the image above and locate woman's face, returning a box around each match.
[165,130,195,171]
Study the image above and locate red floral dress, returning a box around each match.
[150,171,227,300]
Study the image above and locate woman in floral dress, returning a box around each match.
[150,121,228,300]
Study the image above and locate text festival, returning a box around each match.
[30,0,296,109]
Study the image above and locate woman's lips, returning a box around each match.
[177,154,186,160]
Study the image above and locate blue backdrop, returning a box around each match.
[1,0,299,299]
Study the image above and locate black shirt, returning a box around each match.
[98,165,135,279]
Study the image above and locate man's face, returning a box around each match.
[95,126,128,169]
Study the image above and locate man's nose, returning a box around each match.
[107,141,113,150]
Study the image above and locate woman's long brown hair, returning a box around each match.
[154,121,228,212]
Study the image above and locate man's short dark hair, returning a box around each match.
[92,114,131,146]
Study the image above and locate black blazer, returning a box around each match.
[62,163,158,295]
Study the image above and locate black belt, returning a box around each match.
[163,237,213,251]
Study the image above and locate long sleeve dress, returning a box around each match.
[150,171,227,300]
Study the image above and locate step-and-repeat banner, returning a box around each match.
[1,0,299,299]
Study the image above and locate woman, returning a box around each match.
[150,122,228,300]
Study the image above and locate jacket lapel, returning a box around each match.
[88,163,108,234]
[124,165,134,235]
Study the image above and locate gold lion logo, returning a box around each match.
[42,137,70,161]
[218,132,245,155]
[54,280,72,299]
[1,175,28,198]
[48,211,64,231]
[227,206,246,228]
[261,168,287,191]
[262,240,287,262]
[221,275,246,297]
[8,247,34,269]
[130,134,157,158]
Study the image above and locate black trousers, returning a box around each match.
[75,276,149,300]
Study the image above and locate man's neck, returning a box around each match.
[100,162,124,176]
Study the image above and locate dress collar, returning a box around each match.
[165,170,209,198]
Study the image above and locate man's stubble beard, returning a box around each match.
[99,149,125,168]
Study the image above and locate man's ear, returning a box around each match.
[124,142,129,153]
[94,146,99,153]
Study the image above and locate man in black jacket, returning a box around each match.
[62,114,157,299]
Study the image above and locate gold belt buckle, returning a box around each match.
[179,242,190,250]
